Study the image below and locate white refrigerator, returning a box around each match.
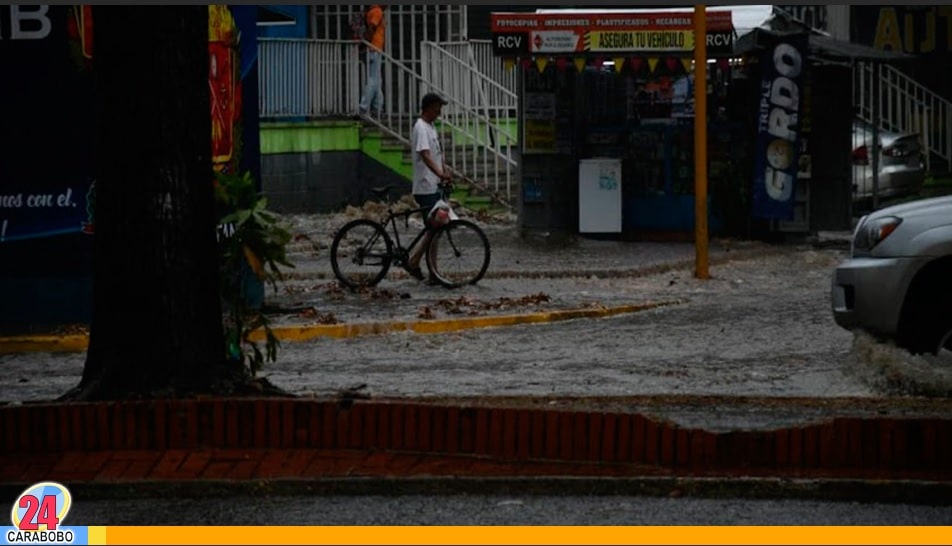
[578,158,622,234]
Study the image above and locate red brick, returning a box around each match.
[788,428,804,467]
[69,406,84,451]
[446,407,461,455]
[935,420,952,472]
[177,452,212,479]
[660,424,676,466]
[616,414,632,462]
[266,400,281,448]
[130,403,146,450]
[112,450,162,461]
[254,450,291,478]
[0,461,28,481]
[81,404,98,450]
[431,406,447,452]
[282,449,319,477]
[818,422,838,469]
[517,410,531,460]
[921,419,938,470]
[336,406,353,450]
[583,413,600,461]
[223,400,240,448]
[347,404,367,449]
[322,402,337,448]
[43,406,59,452]
[487,408,503,457]
[644,419,659,465]
[294,402,310,447]
[544,411,560,459]
[185,402,199,448]
[149,450,189,478]
[375,403,391,450]
[153,400,169,450]
[56,405,72,452]
[230,459,262,479]
[308,403,323,448]
[529,410,545,459]
[390,404,406,451]
[281,401,296,448]
[676,428,690,467]
[2,408,16,452]
[359,403,377,450]
[403,405,419,452]
[803,425,819,467]
[570,412,586,461]
[200,461,235,479]
[251,400,266,448]
[96,459,132,481]
[502,409,517,460]
[119,458,157,480]
[845,418,864,469]
[690,431,709,471]
[417,405,433,452]
[601,414,617,463]
[458,407,476,454]
[18,406,32,451]
[559,412,575,460]
[166,401,184,450]
[474,408,489,455]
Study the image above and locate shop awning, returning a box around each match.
[733,7,914,62]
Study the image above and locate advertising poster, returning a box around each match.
[751,33,808,220]
[0,5,261,326]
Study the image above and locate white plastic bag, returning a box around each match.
[428,199,458,226]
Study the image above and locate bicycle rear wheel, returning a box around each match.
[330,219,393,290]
[426,219,490,288]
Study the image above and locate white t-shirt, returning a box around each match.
[411,117,443,195]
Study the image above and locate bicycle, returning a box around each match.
[330,181,491,290]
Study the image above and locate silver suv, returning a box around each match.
[831,195,952,355]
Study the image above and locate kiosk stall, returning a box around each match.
[491,9,751,241]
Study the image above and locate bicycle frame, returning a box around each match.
[379,205,432,262]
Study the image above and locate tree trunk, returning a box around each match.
[71,6,237,399]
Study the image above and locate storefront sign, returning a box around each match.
[491,10,735,56]
[585,30,694,52]
[751,33,808,220]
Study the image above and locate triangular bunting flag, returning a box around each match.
[647,57,659,72]
[681,57,693,73]
[613,57,625,73]
[536,57,549,73]
[520,57,532,70]
[556,57,569,72]
[717,58,731,71]
[503,58,515,72]
[665,57,679,71]
[629,57,644,72]
[574,57,586,72]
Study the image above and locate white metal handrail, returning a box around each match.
[421,40,518,116]
[854,61,952,172]
[258,37,517,206]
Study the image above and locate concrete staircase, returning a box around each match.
[360,122,516,214]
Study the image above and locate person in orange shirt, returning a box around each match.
[357,4,386,117]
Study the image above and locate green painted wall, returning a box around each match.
[259,121,360,154]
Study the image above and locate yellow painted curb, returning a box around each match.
[0,301,682,354]
[250,300,683,343]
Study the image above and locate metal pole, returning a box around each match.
[694,5,709,279]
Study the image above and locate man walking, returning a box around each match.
[404,92,451,281]
[357,4,386,117]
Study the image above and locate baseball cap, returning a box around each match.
[421,93,447,110]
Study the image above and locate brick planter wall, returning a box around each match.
[1,399,950,484]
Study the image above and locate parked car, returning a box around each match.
[851,120,925,202]
[831,195,952,355]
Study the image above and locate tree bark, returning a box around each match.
[71,6,236,399]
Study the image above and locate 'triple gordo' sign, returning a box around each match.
[752,35,808,220]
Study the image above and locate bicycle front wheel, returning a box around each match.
[330,219,393,290]
[426,219,490,288]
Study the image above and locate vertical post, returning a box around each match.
[694,4,709,279]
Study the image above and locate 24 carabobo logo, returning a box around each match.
[10,482,71,532]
